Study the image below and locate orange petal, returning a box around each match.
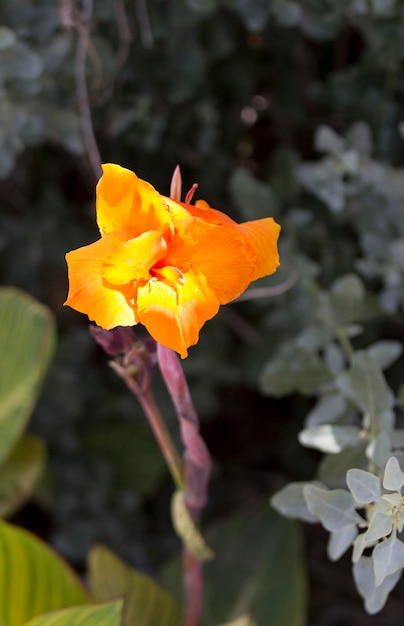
[136,269,219,358]
[101,230,168,285]
[166,218,256,304]
[235,217,280,281]
[193,199,236,227]
[96,164,171,237]
[65,233,136,329]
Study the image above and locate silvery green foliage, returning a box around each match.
[0,1,83,177]
[273,457,404,613]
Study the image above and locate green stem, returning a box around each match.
[109,360,185,491]
[137,388,186,491]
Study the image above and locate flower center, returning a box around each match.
[150,265,185,285]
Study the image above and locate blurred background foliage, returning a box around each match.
[3,0,404,623]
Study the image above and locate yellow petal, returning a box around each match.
[167,218,256,304]
[136,268,219,358]
[235,217,280,280]
[101,230,168,285]
[65,233,136,329]
[96,164,171,237]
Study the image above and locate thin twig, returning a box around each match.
[115,0,133,70]
[74,0,102,182]
[134,0,154,48]
[234,270,298,303]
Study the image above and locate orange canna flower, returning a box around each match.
[65,164,280,357]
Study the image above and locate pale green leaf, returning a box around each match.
[0,520,88,626]
[305,393,346,427]
[353,556,401,614]
[365,511,393,543]
[367,341,402,370]
[366,431,391,469]
[299,425,361,453]
[88,545,182,626]
[346,469,381,504]
[383,456,404,492]
[271,482,319,523]
[0,435,47,518]
[303,485,363,531]
[352,532,369,563]
[336,352,393,423]
[0,288,56,465]
[373,533,404,586]
[327,524,357,561]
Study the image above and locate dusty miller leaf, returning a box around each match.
[373,533,404,586]
[270,482,319,523]
[353,556,401,614]
[303,484,362,531]
[327,524,357,561]
[299,425,362,454]
[383,456,404,492]
[367,340,402,370]
[305,393,346,427]
[346,468,381,504]
[336,352,393,423]
[365,511,393,544]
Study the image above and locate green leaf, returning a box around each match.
[84,422,166,496]
[346,469,381,505]
[88,545,182,626]
[261,343,333,397]
[202,506,307,626]
[171,490,214,561]
[0,520,88,626]
[336,351,393,423]
[229,168,277,221]
[329,274,365,322]
[0,288,56,465]
[318,442,368,488]
[22,601,123,626]
[303,485,363,531]
[162,505,307,626]
[0,435,47,518]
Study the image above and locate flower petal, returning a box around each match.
[101,230,168,285]
[166,218,256,303]
[65,233,136,329]
[235,217,280,280]
[96,164,171,237]
[136,269,219,358]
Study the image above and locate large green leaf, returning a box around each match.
[22,601,123,626]
[88,545,182,626]
[0,520,88,626]
[0,434,47,518]
[162,505,307,626]
[0,288,56,464]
